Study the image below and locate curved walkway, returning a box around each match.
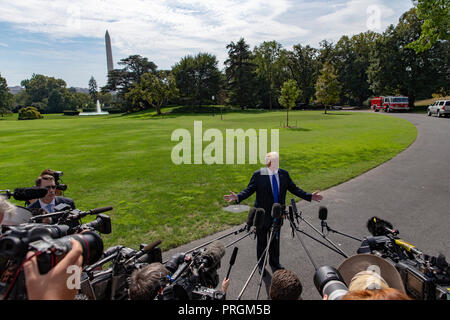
[163,112,450,300]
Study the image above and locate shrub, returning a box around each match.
[63,110,80,116]
[18,106,43,120]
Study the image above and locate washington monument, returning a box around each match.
[105,30,114,72]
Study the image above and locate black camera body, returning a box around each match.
[358,235,450,300]
[159,247,224,300]
[0,223,104,300]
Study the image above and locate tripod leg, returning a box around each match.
[255,228,275,300]
[236,248,267,300]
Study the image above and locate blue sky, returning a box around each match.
[0,0,413,88]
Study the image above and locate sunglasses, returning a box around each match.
[45,185,57,190]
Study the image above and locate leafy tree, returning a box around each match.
[407,0,450,53]
[172,53,221,106]
[0,74,14,117]
[368,9,449,107]
[315,62,342,113]
[334,32,379,106]
[224,38,258,109]
[88,76,98,103]
[278,79,301,127]
[253,41,289,110]
[20,74,66,113]
[125,71,179,114]
[47,89,65,113]
[286,44,319,105]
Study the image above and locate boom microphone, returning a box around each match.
[246,207,257,230]
[225,247,238,280]
[253,208,265,232]
[319,206,328,220]
[124,239,162,265]
[0,188,48,201]
[271,203,282,220]
[367,217,399,236]
[200,241,225,271]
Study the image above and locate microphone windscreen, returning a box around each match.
[142,239,162,253]
[253,208,265,230]
[318,206,328,220]
[90,206,113,215]
[246,207,257,227]
[271,203,282,219]
[13,187,48,201]
[202,241,225,268]
[229,247,238,266]
[367,216,394,236]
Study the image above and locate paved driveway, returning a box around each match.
[162,112,450,300]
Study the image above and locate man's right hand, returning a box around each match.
[223,191,238,202]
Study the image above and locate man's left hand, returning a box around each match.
[311,191,323,202]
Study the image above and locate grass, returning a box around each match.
[0,110,417,251]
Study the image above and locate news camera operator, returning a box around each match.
[0,196,84,300]
[224,152,323,274]
[269,269,303,300]
[27,175,75,221]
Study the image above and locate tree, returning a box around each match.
[224,38,258,108]
[0,73,14,116]
[253,41,289,110]
[286,44,319,105]
[172,53,221,106]
[315,62,342,114]
[47,89,65,113]
[278,79,301,127]
[20,74,66,113]
[368,9,449,107]
[334,32,379,106]
[88,76,98,103]
[407,0,450,53]
[125,71,179,114]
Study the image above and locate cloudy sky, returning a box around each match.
[0,0,413,88]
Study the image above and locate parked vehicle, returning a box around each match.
[427,100,450,118]
[371,96,409,112]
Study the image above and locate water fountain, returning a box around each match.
[79,100,109,116]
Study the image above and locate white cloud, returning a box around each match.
[0,0,309,69]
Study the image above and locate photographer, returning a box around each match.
[341,288,412,300]
[129,262,230,300]
[27,175,75,216]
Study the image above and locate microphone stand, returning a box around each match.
[225,230,255,248]
[321,220,362,242]
[291,199,349,258]
[162,224,248,263]
[236,244,269,300]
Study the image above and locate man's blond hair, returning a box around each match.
[265,152,279,165]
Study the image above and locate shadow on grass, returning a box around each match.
[280,127,311,132]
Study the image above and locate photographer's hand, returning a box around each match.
[222,278,230,293]
[23,239,83,300]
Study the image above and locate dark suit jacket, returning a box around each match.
[237,168,312,228]
[27,196,76,212]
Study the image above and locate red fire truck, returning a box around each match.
[371,96,409,112]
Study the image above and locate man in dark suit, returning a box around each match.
[27,174,75,216]
[224,152,323,274]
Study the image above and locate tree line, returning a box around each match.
[0,3,448,117]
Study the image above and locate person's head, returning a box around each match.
[0,196,16,225]
[342,288,413,300]
[129,263,169,300]
[265,152,279,172]
[35,174,56,204]
[348,270,390,291]
[269,269,303,300]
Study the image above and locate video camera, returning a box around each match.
[79,240,163,300]
[159,241,226,300]
[0,223,104,300]
[357,217,450,300]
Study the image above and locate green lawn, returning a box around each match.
[0,110,417,250]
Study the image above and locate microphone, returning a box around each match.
[0,188,48,201]
[199,241,226,271]
[88,206,113,215]
[367,217,399,236]
[253,208,265,233]
[319,206,328,233]
[225,247,238,280]
[271,203,282,220]
[124,239,162,266]
[246,207,257,231]
[290,198,300,216]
